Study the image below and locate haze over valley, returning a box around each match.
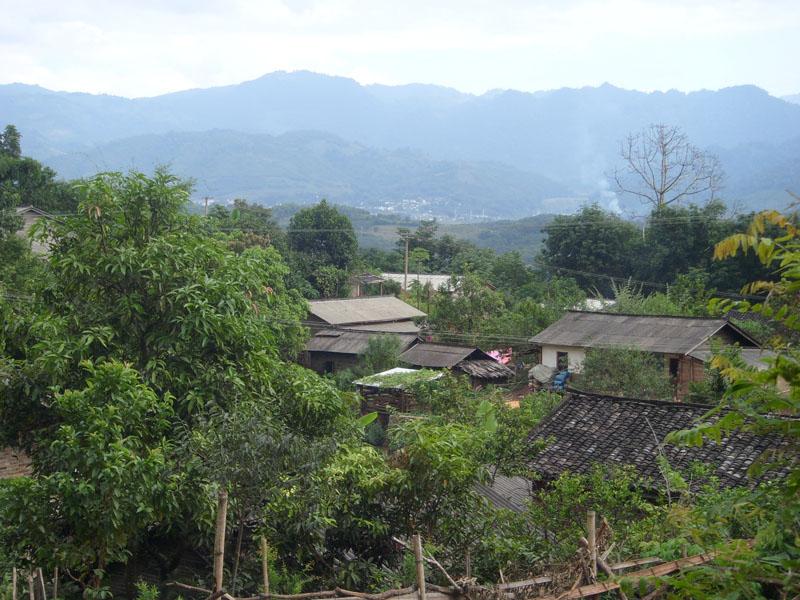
[4,71,800,219]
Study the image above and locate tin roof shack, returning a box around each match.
[527,391,790,491]
[529,311,760,400]
[354,367,442,421]
[307,296,426,334]
[399,343,514,387]
[302,329,418,374]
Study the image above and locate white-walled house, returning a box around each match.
[529,311,761,400]
[539,344,586,372]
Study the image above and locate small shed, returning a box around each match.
[399,343,514,386]
[302,329,418,374]
[353,367,442,420]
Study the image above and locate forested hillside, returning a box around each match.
[3,72,800,214]
[43,130,570,219]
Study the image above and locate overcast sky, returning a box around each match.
[2,0,799,98]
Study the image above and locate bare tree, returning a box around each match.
[614,124,723,208]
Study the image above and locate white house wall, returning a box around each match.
[540,345,586,372]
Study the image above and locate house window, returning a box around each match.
[556,351,569,371]
[669,358,679,379]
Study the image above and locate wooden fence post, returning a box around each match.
[261,536,270,596]
[465,550,471,579]
[36,568,47,600]
[52,568,58,600]
[12,567,17,600]
[412,534,426,600]
[213,489,229,593]
[587,510,597,580]
[27,570,33,600]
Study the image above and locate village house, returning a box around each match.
[15,205,52,254]
[301,296,426,373]
[306,296,426,334]
[527,391,789,490]
[381,272,459,292]
[479,389,790,513]
[529,311,762,400]
[302,329,419,374]
[399,342,514,386]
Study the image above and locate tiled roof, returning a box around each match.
[528,392,790,489]
[529,311,758,355]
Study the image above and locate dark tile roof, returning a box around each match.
[528,392,790,489]
[308,296,426,326]
[529,311,758,355]
[305,330,418,356]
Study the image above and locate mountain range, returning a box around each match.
[3,71,800,217]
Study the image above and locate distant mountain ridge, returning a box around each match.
[3,71,800,214]
[46,129,572,218]
[783,93,800,105]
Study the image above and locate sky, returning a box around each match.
[1,0,799,98]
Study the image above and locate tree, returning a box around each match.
[207,198,286,253]
[576,347,675,400]
[0,170,364,590]
[0,125,21,158]
[541,204,642,294]
[0,361,191,594]
[288,200,358,297]
[288,200,357,271]
[663,209,800,597]
[614,124,723,208]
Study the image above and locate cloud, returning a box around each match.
[1,0,798,97]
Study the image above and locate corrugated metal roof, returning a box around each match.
[347,321,422,333]
[528,391,790,489]
[308,296,426,325]
[474,474,531,513]
[689,348,776,370]
[529,311,757,355]
[382,273,458,291]
[304,330,418,355]
[399,343,479,367]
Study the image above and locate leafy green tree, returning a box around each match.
[0,169,367,591]
[288,200,357,295]
[0,361,192,594]
[575,347,675,400]
[207,198,286,253]
[541,204,642,294]
[0,125,21,158]
[663,209,800,597]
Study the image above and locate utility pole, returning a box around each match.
[203,196,211,217]
[403,235,410,292]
